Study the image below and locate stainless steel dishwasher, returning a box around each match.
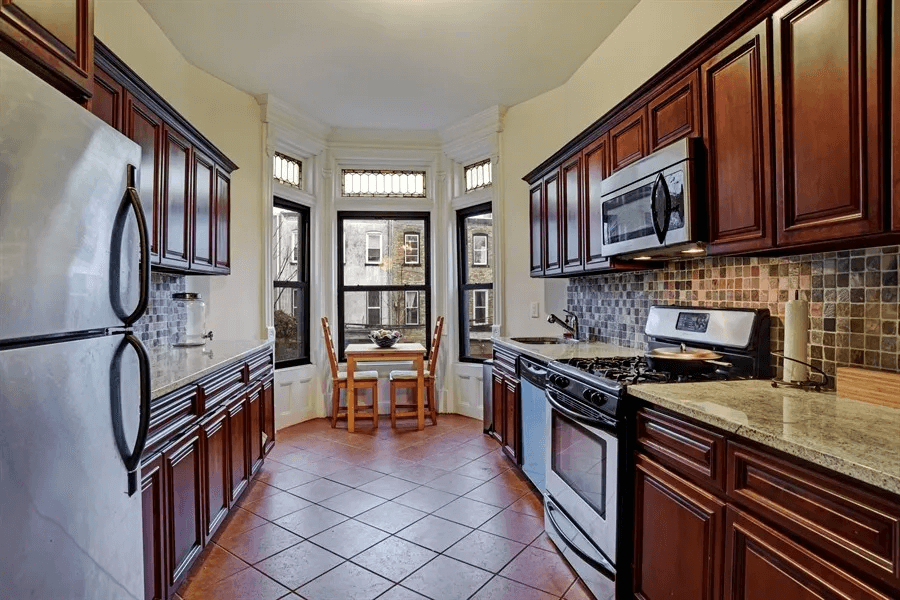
[519,356,548,492]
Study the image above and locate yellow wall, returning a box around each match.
[95,0,266,341]
[500,0,743,335]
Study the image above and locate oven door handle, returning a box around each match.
[545,389,617,431]
[546,496,616,580]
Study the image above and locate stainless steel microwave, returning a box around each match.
[599,137,704,259]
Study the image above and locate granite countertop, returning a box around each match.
[629,380,900,496]
[149,339,274,399]
[493,336,641,362]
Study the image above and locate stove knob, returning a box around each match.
[583,390,606,405]
[551,374,570,388]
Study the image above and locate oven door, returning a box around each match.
[544,388,618,566]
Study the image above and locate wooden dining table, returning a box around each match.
[344,342,427,432]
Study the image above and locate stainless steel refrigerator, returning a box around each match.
[0,53,151,600]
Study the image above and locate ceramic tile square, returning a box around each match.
[273,504,348,538]
[298,560,392,600]
[215,522,302,565]
[318,488,386,517]
[444,530,526,573]
[402,555,491,600]
[254,541,344,590]
[396,515,473,553]
[393,486,458,513]
[357,475,421,499]
[352,536,438,582]
[432,497,503,529]
[308,518,389,558]
[469,576,557,600]
[355,501,428,534]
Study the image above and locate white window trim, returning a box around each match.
[404,233,419,265]
[473,289,488,325]
[365,232,382,265]
[405,290,419,325]
[473,234,488,266]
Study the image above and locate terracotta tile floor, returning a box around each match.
[175,414,593,600]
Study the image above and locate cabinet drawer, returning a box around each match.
[727,442,900,587]
[636,407,726,491]
[146,386,199,456]
[493,347,517,377]
[199,362,245,412]
[247,350,274,382]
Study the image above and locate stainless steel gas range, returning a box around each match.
[543,305,771,600]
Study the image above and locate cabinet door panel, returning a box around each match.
[893,0,900,231]
[215,170,231,271]
[773,0,884,244]
[141,455,166,600]
[126,94,162,262]
[529,183,544,276]
[583,135,609,269]
[248,386,264,476]
[650,70,701,151]
[703,22,775,254]
[609,107,649,172]
[725,507,892,600]
[164,426,204,590]
[634,454,724,600]
[191,150,215,271]
[229,395,249,502]
[491,371,504,445]
[561,156,583,273]
[262,379,276,456]
[91,65,123,131]
[203,409,229,539]
[544,172,562,275]
[502,378,519,464]
[161,126,191,269]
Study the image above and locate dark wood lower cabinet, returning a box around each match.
[502,378,519,463]
[725,507,892,600]
[141,454,167,600]
[490,371,504,445]
[633,453,725,600]
[262,379,276,456]
[228,393,250,503]
[202,407,229,540]
[248,383,264,476]
[163,425,204,593]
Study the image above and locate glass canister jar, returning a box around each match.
[172,292,212,347]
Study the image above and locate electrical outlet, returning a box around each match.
[530,302,540,318]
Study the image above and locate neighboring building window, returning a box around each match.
[342,170,426,197]
[274,152,302,188]
[472,233,488,266]
[404,233,420,265]
[464,158,492,192]
[366,291,381,326]
[473,290,487,324]
[366,232,382,264]
[273,199,310,367]
[405,291,419,325]
[457,202,493,362]
[337,212,431,359]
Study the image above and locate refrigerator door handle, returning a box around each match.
[111,333,152,496]
[110,165,150,327]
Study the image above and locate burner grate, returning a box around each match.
[556,356,753,385]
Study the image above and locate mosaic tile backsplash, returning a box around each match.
[133,273,187,349]
[567,245,900,381]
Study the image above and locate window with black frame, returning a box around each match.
[273,199,310,367]
[337,212,431,361]
[457,202,493,362]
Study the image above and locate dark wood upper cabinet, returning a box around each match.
[703,21,775,255]
[529,183,544,276]
[725,507,893,600]
[126,94,163,263]
[201,408,229,540]
[90,64,123,130]
[634,454,725,600]
[772,0,885,245]
[543,171,562,275]
[0,0,92,101]
[582,134,609,269]
[141,454,167,600]
[561,155,583,273]
[649,70,702,152]
[161,126,192,270]
[609,106,649,172]
[191,150,216,272]
[215,169,231,271]
[163,425,204,594]
[893,0,900,232]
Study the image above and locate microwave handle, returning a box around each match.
[650,172,670,244]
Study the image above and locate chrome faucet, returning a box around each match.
[547,310,579,340]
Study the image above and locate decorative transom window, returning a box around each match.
[464,158,492,192]
[342,170,426,197]
[274,152,302,188]
[404,233,420,265]
[473,233,488,266]
[365,232,382,264]
[405,291,419,325]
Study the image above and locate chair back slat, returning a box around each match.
[321,317,340,379]
[427,316,444,374]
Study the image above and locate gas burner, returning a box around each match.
[555,355,755,385]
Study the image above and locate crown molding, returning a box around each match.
[328,127,442,150]
[258,94,330,157]
[440,105,505,164]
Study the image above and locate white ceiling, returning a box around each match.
[137,0,640,131]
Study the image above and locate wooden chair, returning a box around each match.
[322,317,379,429]
[388,316,444,427]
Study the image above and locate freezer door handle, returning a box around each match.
[110,165,150,326]
[111,333,151,496]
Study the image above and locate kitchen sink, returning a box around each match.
[510,336,572,345]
